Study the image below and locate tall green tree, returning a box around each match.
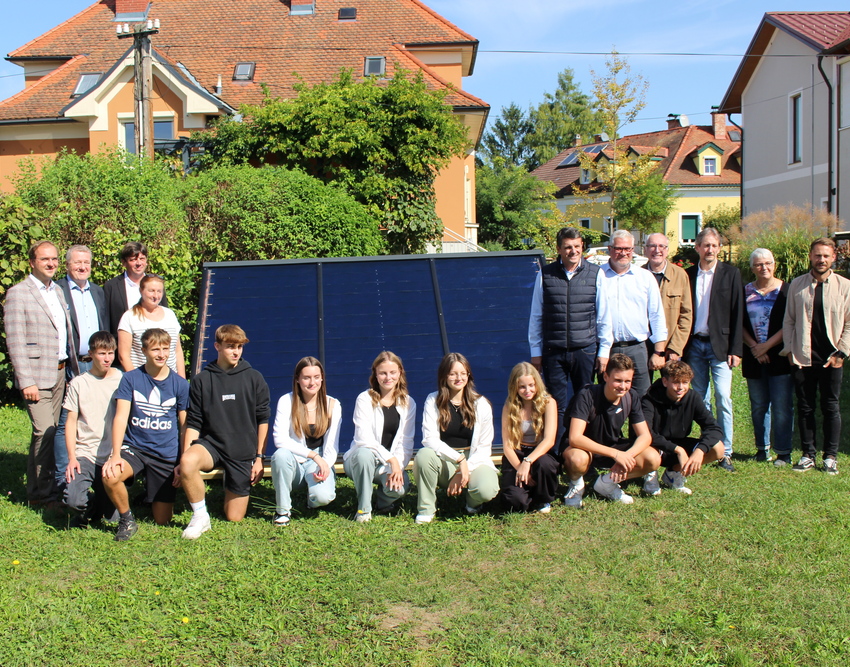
[526,69,602,169]
[478,103,535,169]
[476,160,559,249]
[197,69,469,254]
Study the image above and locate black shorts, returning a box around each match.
[121,445,178,504]
[194,440,254,496]
[592,438,634,470]
[657,437,701,469]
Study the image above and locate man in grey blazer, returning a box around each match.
[4,241,79,504]
[55,245,108,488]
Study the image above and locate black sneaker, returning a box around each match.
[717,456,736,472]
[114,516,139,541]
[754,450,773,462]
[792,456,815,472]
[773,454,791,467]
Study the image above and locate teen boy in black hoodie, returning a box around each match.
[641,360,724,495]
[179,325,270,539]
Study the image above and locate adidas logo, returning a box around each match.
[131,386,176,430]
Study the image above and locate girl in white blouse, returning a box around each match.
[413,352,498,524]
[117,274,185,377]
[343,351,416,523]
[499,362,559,513]
[271,357,340,526]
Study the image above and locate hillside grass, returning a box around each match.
[1,371,849,667]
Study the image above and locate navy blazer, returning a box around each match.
[103,273,168,336]
[686,261,744,361]
[59,277,108,361]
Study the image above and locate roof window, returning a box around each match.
[290,1,315,15]
[233,62,256,81]
[364,57,386,77]
[339,7,357,20]
[72,73,102,97]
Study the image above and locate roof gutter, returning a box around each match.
[0,117,75,126]
[816,55,834,214]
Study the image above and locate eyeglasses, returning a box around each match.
[610,247,634,254]
[448,372,468,380]
[645,244,668,250]
[753,262,774,269]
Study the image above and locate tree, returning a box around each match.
[702,203,741,240]
[476,160,559,249]
[566,51,678,235]
[525,69,602,170]
[478,103,535,169]
[196,69,469,254]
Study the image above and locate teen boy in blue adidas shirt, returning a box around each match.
[102,328,189,541]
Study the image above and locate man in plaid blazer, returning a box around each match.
[4,241,79,504]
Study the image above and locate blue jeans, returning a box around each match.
[542,343,596,452]
[686,338,733,456]
[271,448,336,515]
[746,374,794,456]
[54,360,93,489]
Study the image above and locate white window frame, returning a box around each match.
[789,91,803,164]
[579,168,591,185]
[703,157,717,175]
[118,112,176,153]
[679,212,702,246]
[364,57,386,77]
[579,218,591,229]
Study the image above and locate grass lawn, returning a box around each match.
[1,370,850,667]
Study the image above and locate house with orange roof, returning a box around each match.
[531,112,741,247]
[719,11,850,222]
[0,0,489,251]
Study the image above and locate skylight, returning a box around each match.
[233,62,256,81]
[364,57,386,77]
[72,73,102,97]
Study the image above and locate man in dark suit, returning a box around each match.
[4,241,79,504]
[102,241,166,335]
[55,244,109,488]
[685,227,743,472]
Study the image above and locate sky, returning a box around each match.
[1,1,843,137]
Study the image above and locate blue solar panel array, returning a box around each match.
[192,251,544,453]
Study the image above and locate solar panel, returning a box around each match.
[557,151,579,167]
[192,251,543,450]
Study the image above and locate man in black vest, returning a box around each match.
[529,227,612,447]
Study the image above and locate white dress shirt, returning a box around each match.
[601,263,668,345]
[694,264,716,336]
[123,272,142,310]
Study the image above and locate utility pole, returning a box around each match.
[117,19,160,160]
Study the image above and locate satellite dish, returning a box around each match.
[680,115,690,127]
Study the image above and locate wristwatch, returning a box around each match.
[652,350,665,357]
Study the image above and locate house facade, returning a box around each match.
[719,12,850,221]
[0,0,489,251]
[531,113,741,248]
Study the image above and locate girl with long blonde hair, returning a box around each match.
[499,362,559,513]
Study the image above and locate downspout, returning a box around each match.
[727,114,744,217]
[816,55,834,214]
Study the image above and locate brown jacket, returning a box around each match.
[644,261,693,356]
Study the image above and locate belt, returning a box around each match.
[612,340,640,347]
[694,334,711,342]
[57,361,66,370]
[78,355,92,363]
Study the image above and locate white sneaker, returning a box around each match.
[661,469,692,495]
[593,474,634,504]
[181,513,211,540]
[642,471,661,496]
[414,513,434,524]
[563,478,585,508]
[823,457,839,476]
[355,510,372,523]
[273,512,291,527]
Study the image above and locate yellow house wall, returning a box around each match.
[434,150,474,244]
[0,125,90,193]
[557,190,740,249]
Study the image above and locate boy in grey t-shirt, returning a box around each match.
[63,331,123,524]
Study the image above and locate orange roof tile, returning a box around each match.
[1,0,487,122]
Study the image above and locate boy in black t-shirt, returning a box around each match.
[179,325,270,539]
[562,353,660,506]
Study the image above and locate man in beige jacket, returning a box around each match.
[643,233,693,375]
[782,237,850,475]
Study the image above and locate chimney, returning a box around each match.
[114,0,150,16]
[667,114,681,130]
[574,134,582,147]
[712,111,728,141]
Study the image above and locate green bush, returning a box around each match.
[729,204,840,283]
[2,152,384,399]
